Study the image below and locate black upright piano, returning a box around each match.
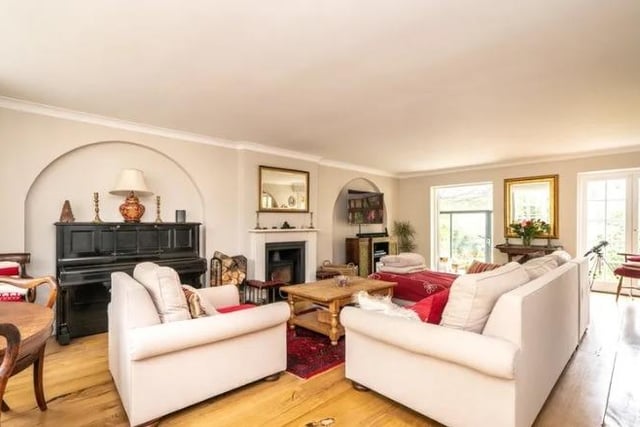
[55,222,207,344]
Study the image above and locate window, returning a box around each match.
[579,170,638,291]
[432,183,493,272]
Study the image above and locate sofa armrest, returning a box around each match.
[197,284,240,308]
[340,307,519,379]
[128,301,290,361]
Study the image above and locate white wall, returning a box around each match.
[0,107,397,282]
[396,151,640,267]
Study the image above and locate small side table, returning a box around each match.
[244,280,285,305]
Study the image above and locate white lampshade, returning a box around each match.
[109,168,153,196]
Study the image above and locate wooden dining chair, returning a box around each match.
[0,252,35,303]
[0,276,58,412]
[0,323,20,422]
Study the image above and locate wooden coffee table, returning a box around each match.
[280,277,396,345]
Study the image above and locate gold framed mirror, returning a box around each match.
[259,166,309,212]
[504,174,559,238]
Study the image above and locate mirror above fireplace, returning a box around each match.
[259,165,309,212]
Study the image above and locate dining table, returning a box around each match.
[0,301,54,413]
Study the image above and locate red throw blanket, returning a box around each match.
[369,269,458,302]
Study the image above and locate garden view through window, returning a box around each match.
[579,171,638,292]
[433,183,493,272]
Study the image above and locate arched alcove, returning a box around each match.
[331,177,388,263]
[25,141,204,278]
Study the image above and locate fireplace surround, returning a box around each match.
[248,229,318,283]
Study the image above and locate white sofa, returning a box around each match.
[108,271,290,426]
[340,256,589,427]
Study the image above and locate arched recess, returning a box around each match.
[331,177,388,263]
[25,141,205,279]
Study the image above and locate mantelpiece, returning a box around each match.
[248,229,318,283]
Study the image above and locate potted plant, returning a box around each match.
[392,220,417,253]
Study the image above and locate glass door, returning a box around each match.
[579,171,638,292]
[433,183,493,273]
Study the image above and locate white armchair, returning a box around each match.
[108,271,290,426]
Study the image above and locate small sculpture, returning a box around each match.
[59,200,75,223]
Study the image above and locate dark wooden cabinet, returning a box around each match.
[55,222,206,344]
[345,237,398,277]
[495,243,563,262]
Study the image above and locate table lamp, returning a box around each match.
[109,168,153,222]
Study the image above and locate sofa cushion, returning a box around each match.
[549,250,572,266]
[181,285,209,318]
[466,260,502,274]
[0,265,20,276]
[515,251,545,264]
[133,262,191,323]
[408,288,450,324]
[0,263,27,297]
[522,255,558,280]
[440,262,529,333]
[0,292,24,302]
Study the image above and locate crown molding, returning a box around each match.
[318,159,395,178]
[236,140,322,163]
[1,96,399,176]
[397,144,640,179]
[0,95,240,149]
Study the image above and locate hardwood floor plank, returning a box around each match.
[1,293,638,427]
[603,300,640,427]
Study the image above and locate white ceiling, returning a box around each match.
[2,1,639,176]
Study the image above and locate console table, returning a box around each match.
[495,243,562,262]
[55,222,206,344]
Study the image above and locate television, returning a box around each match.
[347,190,384,224]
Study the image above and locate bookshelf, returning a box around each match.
[345,236,398,277]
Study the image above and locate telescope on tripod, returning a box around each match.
[584,240,614,289]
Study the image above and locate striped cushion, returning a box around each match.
[466,260,502,274]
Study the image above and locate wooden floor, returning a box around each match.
[2,293,638,427]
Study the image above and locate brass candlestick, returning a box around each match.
[92,192,102,223]
[308,211,314,228]
[155,196,163,223]
[255,211,261,229]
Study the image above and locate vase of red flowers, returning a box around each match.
[509,219,550,246]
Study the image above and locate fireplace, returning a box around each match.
[248,229,318,284]
[266,241,305,284]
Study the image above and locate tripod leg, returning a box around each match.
[588,256,601,290]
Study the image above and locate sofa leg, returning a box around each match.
[352,381,369,391]
[264,372,282,382]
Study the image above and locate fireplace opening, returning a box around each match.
[265,241,305,284]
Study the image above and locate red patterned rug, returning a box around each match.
[286,327,345,379]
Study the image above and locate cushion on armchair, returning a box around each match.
[0,262,26,301]
[133,262,191,323]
